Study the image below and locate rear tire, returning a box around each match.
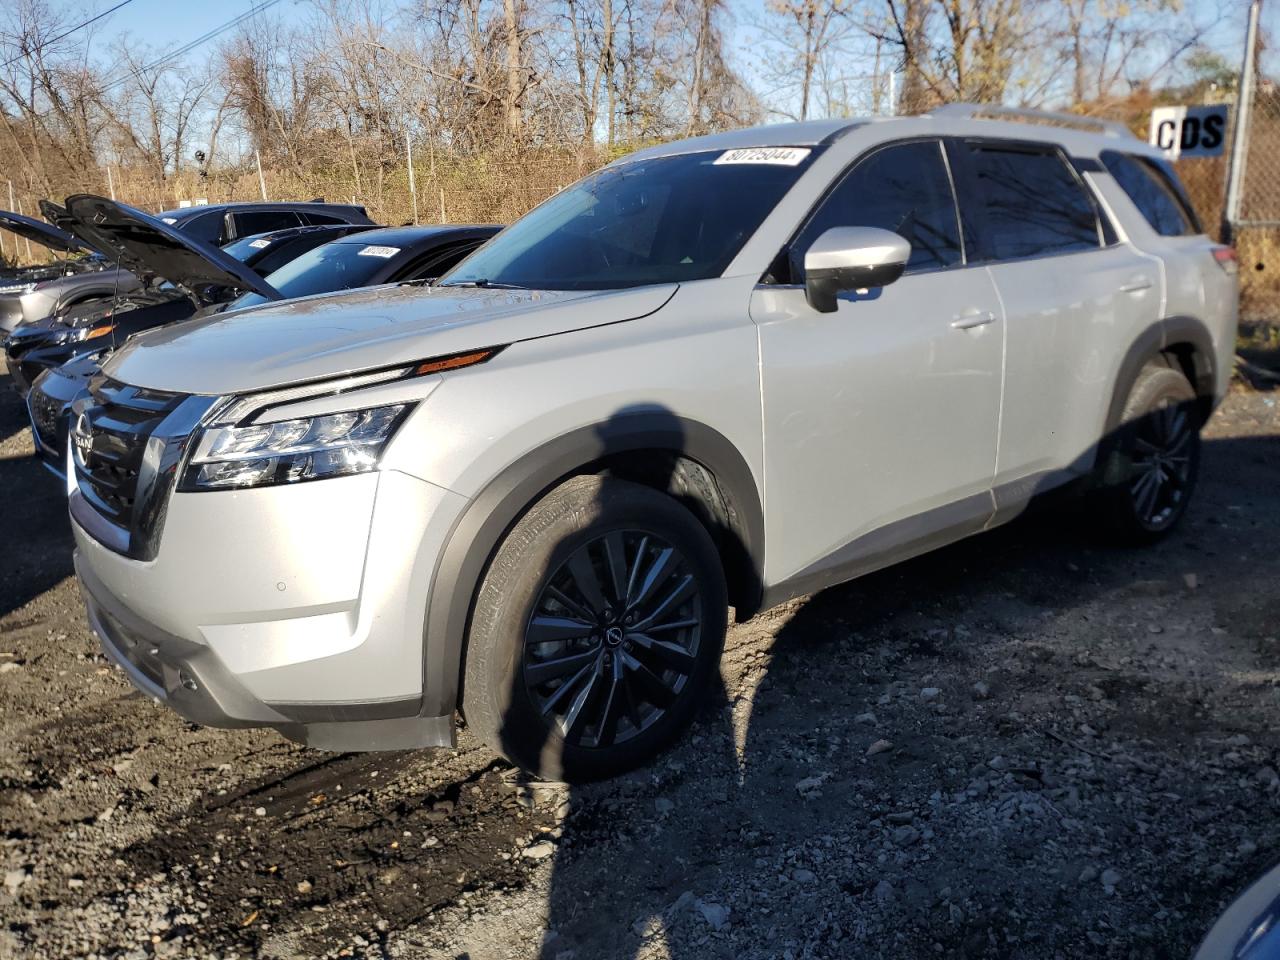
[1092,362,1201,544]
[462,475,727,781]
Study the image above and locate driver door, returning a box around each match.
[751,138,1004,590]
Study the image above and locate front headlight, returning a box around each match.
[0,281,36,295]
[180,404,409,491]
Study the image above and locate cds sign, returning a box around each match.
[1149,105,1229,159]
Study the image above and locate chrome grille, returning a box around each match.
[73,376,185,532]
[27,386,62,449]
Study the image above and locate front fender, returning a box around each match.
[418,411,764,719]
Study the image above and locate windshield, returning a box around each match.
[438,148,818,291]
[230,239,396,309]
[222,233,279,261]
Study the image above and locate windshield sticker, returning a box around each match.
[249,238,272,249]
[160,217,178,224]
[357,245,400,258]
[713,147,811,166]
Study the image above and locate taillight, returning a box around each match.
[1212,246,1238,275]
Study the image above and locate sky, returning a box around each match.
[26,0,1274,113]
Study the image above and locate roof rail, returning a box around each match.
[928,103,1135,139]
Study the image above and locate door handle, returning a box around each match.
[1119,278,1153,294]
[950,310,996,330]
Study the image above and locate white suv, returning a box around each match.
[69,105,1237,780]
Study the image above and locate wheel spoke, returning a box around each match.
[635,574,696,629]
[1129,465,1157,498]
[1164,426,1192,456]
[545,584,596,623]
[566,547,609,615]
[1159,461,1186,489]
[526,647,600,686]
[624,535,650,607]
[630,546,675,611]
[526,615,595,646]
[621,675,643,731]
[559,661,603,737]
[1135,468,1162,519]
[628,632,697,674]
[539,659,598,717]
[622,651,678,708]
[644,617,699,634]
[594,658,626,747]
[601,532,630,607]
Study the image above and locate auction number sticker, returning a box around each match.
[357,245,401,258]
[713,147,811,166]
[249,238,272,248]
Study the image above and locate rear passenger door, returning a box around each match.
[752,139,1004,588]
[1100,150,1220,331]
[949,139,1161,513]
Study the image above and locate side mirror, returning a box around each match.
[803,226,911,313]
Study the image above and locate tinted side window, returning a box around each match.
[399,242,484,282]
[252,232,337,275]
[180,211,226,245]
[790,140,961,279]
[235,210,302,237]
[302,212,347,225]
[967,145,1101,260]
[1100,151,1198,237]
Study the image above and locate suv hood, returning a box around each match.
[0,209,87,255]
[41,195,282,306]
[104,281,678,395]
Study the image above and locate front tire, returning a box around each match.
[1093,362,1201,543]
[462,475,728,781]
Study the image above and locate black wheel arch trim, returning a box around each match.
[419,412,765,720]
[1105,314,1217,435]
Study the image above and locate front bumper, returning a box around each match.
[72,468,470,750]
[78,551,457,750]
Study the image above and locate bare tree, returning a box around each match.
[762,1,853,122]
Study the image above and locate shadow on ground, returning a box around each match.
[96,430,1280,959]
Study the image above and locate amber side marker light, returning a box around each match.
[85,324,115,339]
[414,347,501,376]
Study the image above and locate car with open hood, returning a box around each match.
[4,195,287,396]
[26,221,500,472]
[68,107,1236,781]
[0,210,110,332]
[1,199,376,336]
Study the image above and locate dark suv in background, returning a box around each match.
[155,200,375,246]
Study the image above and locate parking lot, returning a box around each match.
[0,374,1277,959]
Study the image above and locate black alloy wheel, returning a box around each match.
[522,530,702,750]
[1126,397,1195,530]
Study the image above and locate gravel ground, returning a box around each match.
[1,374,1278,960]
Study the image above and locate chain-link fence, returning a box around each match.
[1222,0,1280,327]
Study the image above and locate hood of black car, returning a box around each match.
[41,196,282,306]
[0,209,87,255]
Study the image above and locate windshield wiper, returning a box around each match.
[438,278,528,290]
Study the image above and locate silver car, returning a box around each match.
[68,106,1238,780]
[0,210,114,335]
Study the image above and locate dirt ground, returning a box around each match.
[1,374,1278,960]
